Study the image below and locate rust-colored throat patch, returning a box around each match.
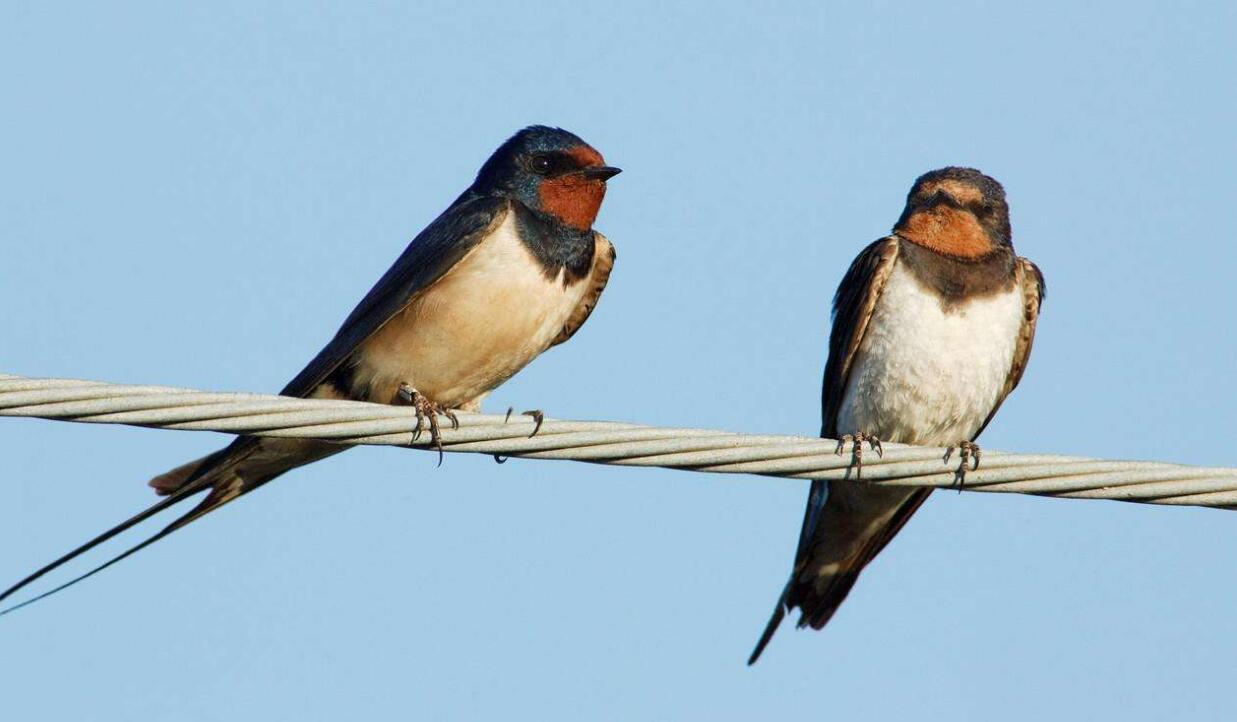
[896,205,993,259]
[538,175,607,230]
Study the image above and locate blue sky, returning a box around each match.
[2,2,1235,720]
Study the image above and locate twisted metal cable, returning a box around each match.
[2,373,1235,510]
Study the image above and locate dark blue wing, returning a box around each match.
[749,236,902,664]
[0,194,513,615]
[280,195,510,398]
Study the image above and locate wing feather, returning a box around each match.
[280,195,510,397]
[749,238,902,664]
[820,237,901,438]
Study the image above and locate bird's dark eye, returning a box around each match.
[530,154,554,175]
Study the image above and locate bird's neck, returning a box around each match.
[896,238,1017,306]
[514,203,597,284]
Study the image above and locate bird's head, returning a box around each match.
[472,126,621,231]
[893,167,1011,258]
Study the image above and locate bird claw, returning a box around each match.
[944,440,981,489]
[491,407,547,463]
[399,383,457,466]
[835,431,883,480]
[504,407,546,438]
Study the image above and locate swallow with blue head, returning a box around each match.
[748,167,1045,664]
[1,125,621,614]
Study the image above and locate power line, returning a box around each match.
[2,373,1234,509]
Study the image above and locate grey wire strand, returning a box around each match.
[2,373,1234,509]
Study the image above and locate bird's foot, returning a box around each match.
[835,431,883,479]
[503,407,545,437]
[492,407,546,464]
[943,440,981,489]
[398,384,459,466]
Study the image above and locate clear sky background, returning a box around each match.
[2,2,1235,720]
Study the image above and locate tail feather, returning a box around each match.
[148,448,231,495]
[747,483,931,664]
[0,485,205,613]
[748,589,787,665]
[0,439,275,615]
[792,486,929,630]
[794,565,863,630]
[748,480,835,665]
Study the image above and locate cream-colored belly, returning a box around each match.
[836,261,1024,445]
[352,212,590,408]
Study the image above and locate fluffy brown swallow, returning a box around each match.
[1,125,621,613]
[748,167,1044,664]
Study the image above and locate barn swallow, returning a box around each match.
[748,167,1044,664]
[1,125,621,613]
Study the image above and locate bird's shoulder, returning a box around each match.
[549,231,616,347]
[820,237,901,436]
[1017,255,1045,307]
[279,194,512,398]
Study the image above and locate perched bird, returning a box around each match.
[748,167,1044,664]
[1,125,621,612]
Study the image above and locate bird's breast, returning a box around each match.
[836,260,1024,445]
[353,211,592,408]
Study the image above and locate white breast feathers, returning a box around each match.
[835,261,1025,445]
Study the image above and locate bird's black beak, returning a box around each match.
[580,166,622,181]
